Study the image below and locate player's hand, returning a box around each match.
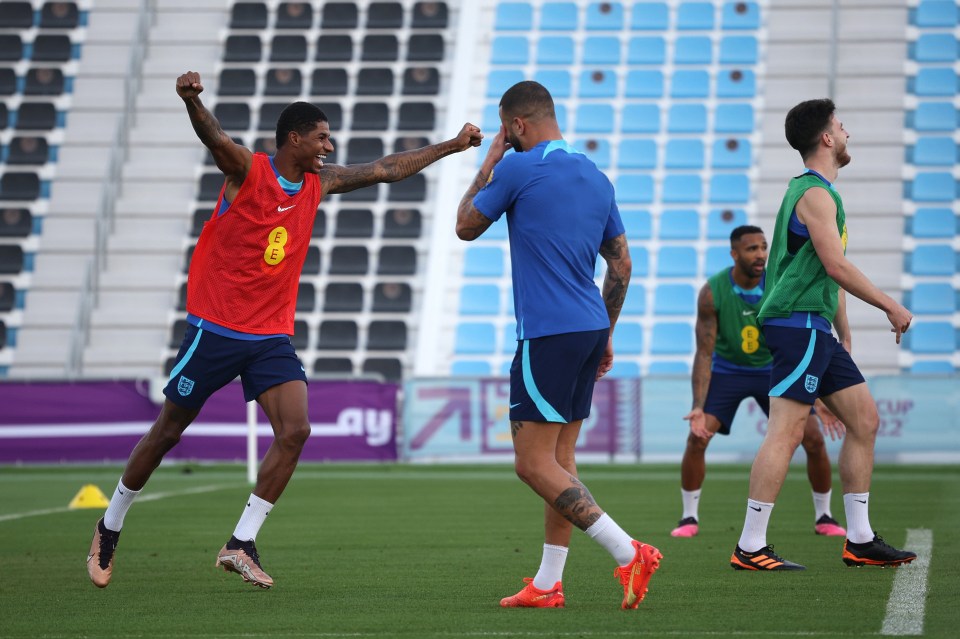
[684,408,712,440]
[452,123,483,151]
[176,71,204,99]
[483,124,513,166]
[886,301,912,344]
[814,402,845,441]
[595,336,614,380]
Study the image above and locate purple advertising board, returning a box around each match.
[0,380,398,463]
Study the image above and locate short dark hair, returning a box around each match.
[275,101,327,148]
[784,99,836,160]
[730,224,764,246]
[499,80,556,122]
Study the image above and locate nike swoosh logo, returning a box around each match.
[510,402,522,409]
[118,489,124,495]
[277,205,296,212]
[750,506,762,512]
[742,310,755,316]
[854,499,867,504]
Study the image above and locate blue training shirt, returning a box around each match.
[472,139,625,340]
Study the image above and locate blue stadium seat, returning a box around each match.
[674,36,712,64]
[480,217,508,240]
[609,361,641,378]
[487,69,525,97]
[575,138,610,168]
[707,208,747,239]
[583,36,621,64]
[909,360,955,374]
[482,104,500,131]
[908,102,958,132]
[648,361,690,374]
[491,36,529,64]
[586,2,623,30]
[712,138,752,168]
[618,139,658,169]
[630,2,668,30]
[463,246,505,277]
[722,1,760,29]
[667,103,707,133]
[625,70,664,97]
[502,322,517,354]
[575,103,614,133]
[650,322,693,355]
[537,35,575,64]
[717,69,755,97]
[710,174,750,203]
[677,2,714,30]
[907,283,956,314]
[911,34,958,63]
[455,322,496,354]
[909,137,957,166]
[654,283,697,315]
[714,103,754,132]
[540,2,578,30]
[554,103,568,132]
[627,36,665,64]
[459,284,501,315]
[622,103,661,133]
[719,35,758,64]
[657,246,698,277]
[671,70,709,98]
[665,139,705,169]
[495,2,534,30]
[908,172,958,202]
[662,175,702,203]
[909,68,958,96]
[579,69,617,98]
[632,246,650,276]
[535,69,571,97]
[910,208,956,238]
[622,283,646,315]
[912,1,958,27]
[451,360,492,376]
[659,209,700,239]
[614,322,644,354]
[616,174,654,203]
[907,244,955,276]
[705,245,733,274]
[907,322,958,354]
[621,208,652,239]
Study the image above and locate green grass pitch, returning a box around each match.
[1,463,957,638]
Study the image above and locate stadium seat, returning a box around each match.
[908,172,958,202]
[719,35,758,64]
[363,358,403,382]
[540,2,578,30]
[632,247,649,276]
[907,322,958,354]
[7,136,49,165]
[352,102,390,130]
[230,2,268,28]
[318,320,358,350]
[329,246,369,275]
[722,1,760,29]
[314,357,354,376]
[579,69,617,98]
[665,139,704,169]
[455,322,496,354]
[411,1,448,28]
[301,245,320,275]
[357,68,394,95]
[346,137,383,164]
[667,103,707,133]
[670,70,709,98]
[368,320,407,350]
[710,174,750,203]
[316,35,353,62]
[451,360,492,376]
[622,283,646,315]
[630,2,668,30]
[383,207,422,239]
[313,209,327,237]
[912,1,958,27]
[586,2,623,30]
[614,322,643,354]
[714,103,754,133]
[535,70,571,98]
[575,104,614,133]
[296,282,316,312]
[707,208,747,239]
[648,361,690,374]
[717,69,755,98]
[907,283,956,314]
[654,283,696,315]
[910,208,956,238]
[712,138,752,168]
[319,104,343,130]
[705,245,733,274]
[0,103,7,129]
[408,34,444,61]
[907,244,955,276]
[291,320,309,350]
[909,102,957,133]
[583,36,621,64]
[487,69,525,98]
[0,2,33,28]
[909,68,958,96]
[0,173,40,200]
[0,245,24,274]
[657,246,698,277]
[389,173,426,201]
[909,137,957,166]
[618,139,657,169]
[616,175,654,204]
[650,322,693,354]
[378,246,417,275]
[662,175,702,203]
[0,68,15,95]
[575,138,610,169]
[225,35,261,62]
[368,2,403,28]
[276,2,313,28]
[626,69,664,97]
[677,2,714,30]
[335,208,374,238]
[463,246,504,277]
[659,209,700,239]
[218,69,256,96]
[909,360,955,374]
[31,35,72,62]
[16,102,58,131]
[398,102,435,130]
[25,68,65,96]
[620,208,652,239]
[627,36,665,64]
[372,282,412,313]
[0,282,16,311]
[197,173,223,201]
[492,36,528,64]
[260,102,291,131]
[502,322,518,353]
[362,34,399,62]
[169,320,189,349]
[403,67,440,95]
[537,35,574,64]
[674,36,712,64]
[264,68,302,96]
[495,2,533,30]
[609,361,641,378]
[0,35,23,62]
[911,34,958,63]
[621,103,660,133]
[321,2,358,28]
[0,208,31,237]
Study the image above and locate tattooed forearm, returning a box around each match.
[183,97,227,149]
[455,168,494,240]
[552,476,603,531]
[510,421,523,440]
[323,140,456,195]
[600,235,631,327]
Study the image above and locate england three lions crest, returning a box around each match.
[178,375,195,396]
[804,374,819,394]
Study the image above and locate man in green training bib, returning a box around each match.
[729,99,917,571]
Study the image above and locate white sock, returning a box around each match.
[737,499,774,553]
[812,489,832,520]
[232,493,274,542]
[681,488,702,521]
[585,513,636,566]
[532,544,569,590]
[843,492,873,543]
[103,479,141,531]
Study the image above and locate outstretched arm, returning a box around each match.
[321,123,482,195]
[596,233,632,379]
[684,284,717,438]
[456,125,511,240]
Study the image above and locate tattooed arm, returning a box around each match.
[596,233,632,378]
[456,125,513,240]
[683,283,717,439]
[322,123,482,196]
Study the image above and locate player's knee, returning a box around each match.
[278,421,311,450]
[687,432,710,452]
[148,425,183,452]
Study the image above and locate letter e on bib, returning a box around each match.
[264,226,288,265]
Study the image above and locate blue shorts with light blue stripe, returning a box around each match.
[763,325,864,404]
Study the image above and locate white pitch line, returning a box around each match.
[881,528,933,636]
[0,484,233,524]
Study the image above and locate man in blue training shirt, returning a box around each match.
[456,80,661,610]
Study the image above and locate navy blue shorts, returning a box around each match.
[703,372,770,435]
[164,323,307,409]
[763,324,865,405]
[508,328,609,423]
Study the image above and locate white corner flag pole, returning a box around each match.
[246,401,258,485]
